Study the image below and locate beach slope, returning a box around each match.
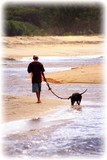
[46,64,104,84]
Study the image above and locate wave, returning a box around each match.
[19,55,103,62]
[3,55,103,63]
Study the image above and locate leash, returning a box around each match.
[45,81,69,100]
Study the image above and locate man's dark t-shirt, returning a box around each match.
[27,61,45,84]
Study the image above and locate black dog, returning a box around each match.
[68,89,87,106]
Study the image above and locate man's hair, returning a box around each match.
[33,55,38,60]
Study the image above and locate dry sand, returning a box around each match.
[3,35,103,58]
[2,36,104,122]
[46,64,104,84]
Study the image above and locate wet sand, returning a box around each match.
[3,84,104,158]
[3,96,68,122]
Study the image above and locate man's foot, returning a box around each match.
[36,100,41,103]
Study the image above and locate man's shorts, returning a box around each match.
[32,83,41,92]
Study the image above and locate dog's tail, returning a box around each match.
[80,89,87,95]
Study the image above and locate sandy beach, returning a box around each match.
[2,36,105,157]
[46,64,104,84]
[3,35,103,58]
[2,35,104,122]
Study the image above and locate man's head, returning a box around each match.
[33,55,39,60]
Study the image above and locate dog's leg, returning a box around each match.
[77,101,80,105]
[71,100,75,106]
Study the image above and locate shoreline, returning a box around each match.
[3,95,68,123]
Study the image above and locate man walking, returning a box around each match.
[27,55,46,103]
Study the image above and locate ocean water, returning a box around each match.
[2,55,105,158]
[3,55,103,96]
[3,101,104,158]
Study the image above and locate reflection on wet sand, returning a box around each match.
[3,100,104,158]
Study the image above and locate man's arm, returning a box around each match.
[27,63,33,81]
[41,72,47,82]
[29,72,33,80]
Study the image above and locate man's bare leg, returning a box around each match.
[36,91,41,103]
